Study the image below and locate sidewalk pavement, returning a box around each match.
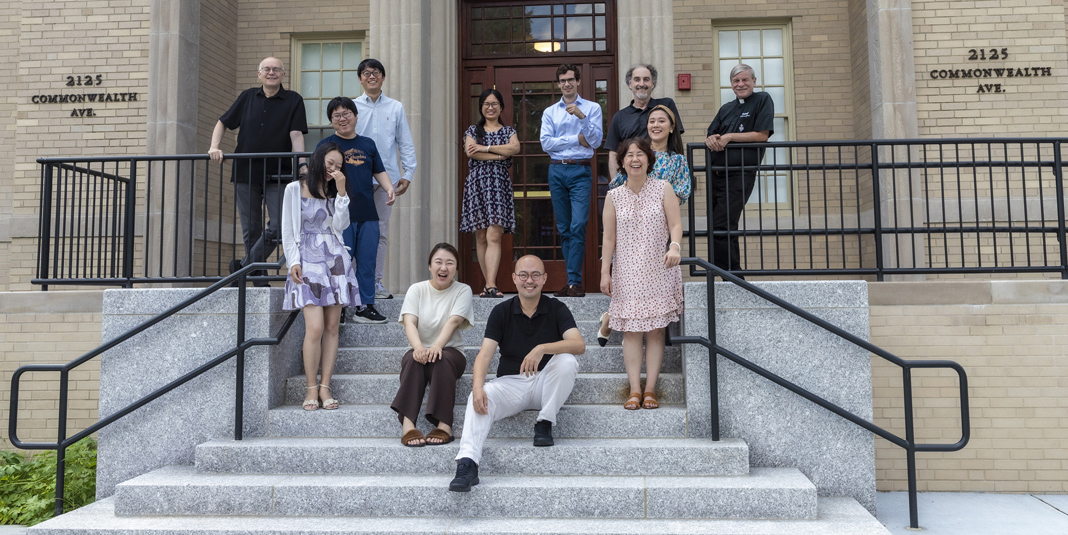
[878,492,1068,535]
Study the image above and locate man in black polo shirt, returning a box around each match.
[449,255,585,492]
[604,63,685,178]
[704,63,774,274]
[208,56,308,283]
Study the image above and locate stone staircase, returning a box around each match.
[31,294,890,534]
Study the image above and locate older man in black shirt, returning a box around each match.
[449,255,585,492]
[604,63,685,178]
[208,57,308,282]
[705,63,774,274]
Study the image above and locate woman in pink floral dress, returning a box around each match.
[599,137,684,410]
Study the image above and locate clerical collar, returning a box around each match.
[739,98,746,104]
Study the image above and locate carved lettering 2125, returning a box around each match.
[968,48,1008,60]
[66,75,103,87]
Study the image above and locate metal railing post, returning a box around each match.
[122,160,137,287]
[1053,141,1067,279]
[708,266,720,441]
[235,275,246,441]
[871,143,885,281]
[38,164,55,290]
[903,366,920,529]
[54,370,70,516]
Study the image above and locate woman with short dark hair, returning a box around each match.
[391,243,475,446]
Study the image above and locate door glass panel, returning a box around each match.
[467,1,609,56]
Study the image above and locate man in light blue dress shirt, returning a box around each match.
[539,64,604,297]
[354,58,418,299]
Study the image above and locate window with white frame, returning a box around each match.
[713,23,794,208]
[291,37,365,147]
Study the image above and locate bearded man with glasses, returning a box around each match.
[449,255,585,492]
[209,57,309,285]
[354,58,417,300]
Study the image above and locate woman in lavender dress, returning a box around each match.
[281,142,360,411]
[461,88,520,298]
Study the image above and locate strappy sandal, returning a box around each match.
[481,286,504,298]
[642,391,659,410]
[624,392,641,410]
[425,428,454,445]
[319,385,340,410]
[303,385,320,411]
[401,429,426,447]
[597,312,611,347]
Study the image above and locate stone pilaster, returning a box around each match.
[617,0,676,100]
[369,0,458,293]
[146,0,200,277]
[866,0,925,278]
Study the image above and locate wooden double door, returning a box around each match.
[460,61,616,293]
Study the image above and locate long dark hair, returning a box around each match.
[649,105,684,155]
[304,142,341,200]
[474,88,505,145]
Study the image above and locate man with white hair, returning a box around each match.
[209,56,308,284]
[704,64,774,274]
[604,63,685,178]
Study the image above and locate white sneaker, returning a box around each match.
[374,281,393,300]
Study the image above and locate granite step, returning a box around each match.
[339,319,644,348]
[112,465,817,520]
[352,294,613,322]
[333,345,683,374]
[267,403,688,438]
[284,372,686,405]
[194,437,749,476]
[29,495,892,534]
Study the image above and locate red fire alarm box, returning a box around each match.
[678,73,691,91]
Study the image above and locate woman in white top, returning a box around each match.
[391,243,475,446]
[281,142,359,411]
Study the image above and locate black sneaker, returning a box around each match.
[353,304,387,324]
[533,420,554,447]
[449,457,479,492]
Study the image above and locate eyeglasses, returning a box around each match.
[259,67,284,74]
[482,102,501,109]
[360,70,383,79]
[515,271,545,281]
[331,111,354,121]
[557,77,576,86]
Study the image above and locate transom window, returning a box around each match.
[714,23,794,208]
[467,2,610,56]
[291,37,365,147]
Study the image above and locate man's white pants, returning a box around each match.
[372,185,392,285]
[455,353,578,464]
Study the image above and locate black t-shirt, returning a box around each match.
[219,85,309,183]
[484,295,578,377]
[604,97,685,153]
[705,91,775,170]
[318,134,386,222]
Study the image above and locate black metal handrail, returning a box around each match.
[7,260,300,516]
[685,137,1067,279]
[672,256,970,529]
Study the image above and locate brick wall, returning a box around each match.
[912,0,1068,137]
[0,292,103,450]
[869,281,1068,492]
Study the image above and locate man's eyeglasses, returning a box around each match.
[557,77,576,86]
[331,111,354,121]
[259,67,284,74]
[360,70,383,79]
[515,271,545,281]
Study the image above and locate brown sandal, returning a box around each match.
[425,428,454,445]
[642,392,659,410]
[624,392,641,410]
[401,429,425,447]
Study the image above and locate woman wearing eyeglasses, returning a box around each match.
[460,88,521,298]
[600,137,684,411]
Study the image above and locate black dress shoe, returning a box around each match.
[449,457,480,492]
[533,420,554,447]
[553,286,571,297]
[567,284,585,297]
